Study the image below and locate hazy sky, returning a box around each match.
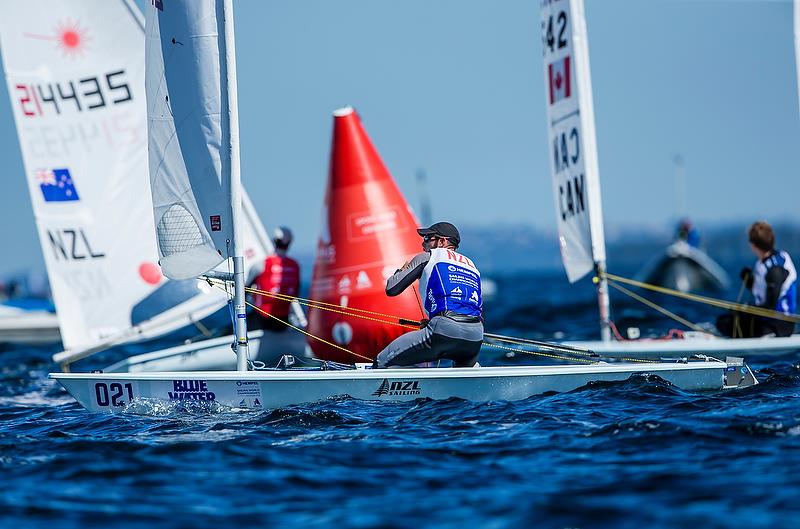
[1,0,798,275]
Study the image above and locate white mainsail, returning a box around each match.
[0,0,272,357]
[145,0,237,281]
[539,0,606,283]
[0,0,161,348]
[539,0,610,340]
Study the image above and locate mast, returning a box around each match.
[571,0,610,342]
[221,0,249,371]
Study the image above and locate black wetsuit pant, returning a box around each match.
[375,313,483,368]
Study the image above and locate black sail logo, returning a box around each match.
[372,379,390,396]
[372,379,421,397]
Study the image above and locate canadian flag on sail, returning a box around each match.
[548,55,571,104]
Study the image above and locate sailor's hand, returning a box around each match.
[739,267,752,280]
[419,318,429,328]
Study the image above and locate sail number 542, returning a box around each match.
[542,10,568,55]
[94,382,134,407]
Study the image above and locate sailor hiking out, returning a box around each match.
[375,222,483,368]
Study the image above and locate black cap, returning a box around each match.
[417,222,460,247]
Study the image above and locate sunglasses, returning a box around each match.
[423,234,454,247]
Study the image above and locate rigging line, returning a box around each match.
[483,332,596,356]
[482,342,596,364]
[207,280,373,362]
[240,287,419,329]
[243,285,416,322]
[256,290,616,361]
[607,281,706,333]
[484,337,596,362]
[735,277,749,305]
[212,280,634,365]
[601,272,800,323]
[485,335,594,357]
[246,300,374,363]
[483,333,653,364]
[228,280,639,359]
[412,286,426,318]
[247,291,418,329]
[733,278,749,339]
[208,279,420,329]
[293,302,419,329]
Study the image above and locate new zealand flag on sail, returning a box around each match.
[36,168,80,202]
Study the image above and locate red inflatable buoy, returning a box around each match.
[308,107,424,363]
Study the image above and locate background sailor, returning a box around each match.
[716,221,797,338]
[248,226,301,332]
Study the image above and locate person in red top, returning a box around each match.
[248,226,300,332]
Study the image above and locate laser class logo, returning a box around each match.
[372,379,421,397]
[24,20,91,58]
[36,168,80,202]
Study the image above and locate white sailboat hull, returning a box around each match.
[51,359,755,413]
[0,308,60,346]
[566,333,800,357]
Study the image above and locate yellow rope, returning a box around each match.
[243,285,419,329]
[245,284,611,362]
[606,281,706,333]
[488,334,596,357]
[482,342,596,364]
[602,272,800,323]
[485,333,653,364]
[206,280,374,363]
[245,300,374,363]
[245,286,415,322]
[210,279,608,365]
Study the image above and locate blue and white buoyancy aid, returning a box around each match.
[418,248,482,318]
[752,250,797,314]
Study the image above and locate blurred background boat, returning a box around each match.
[0,269,59,346]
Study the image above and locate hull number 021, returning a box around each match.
[94,382,134,407]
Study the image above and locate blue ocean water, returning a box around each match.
[2,270,799,529]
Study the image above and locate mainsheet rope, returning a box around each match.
[247,299,375,363]
[605,281,706,333]
[208,269,797,367]
[599,272,800,324]
[204,279,625,364]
